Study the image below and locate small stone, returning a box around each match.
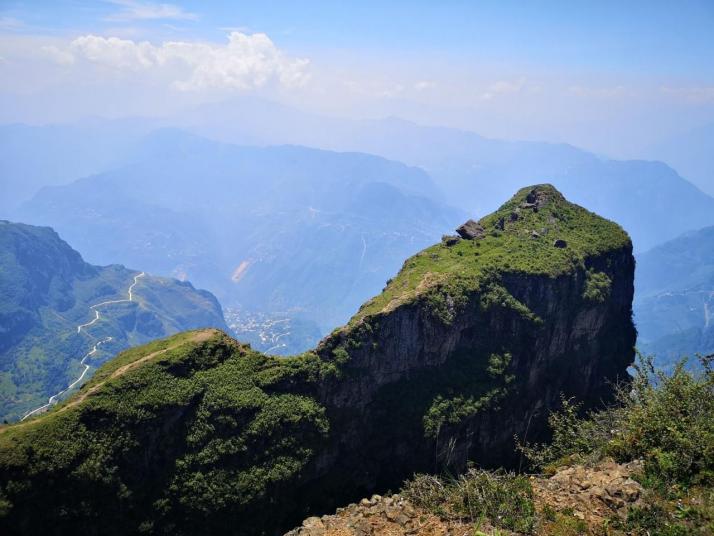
[360,498,371,507]
[553,239,567,248]
[301,517,325,536]
[442,234,461,246]
[302,517,324,529]
[396,514,410,526]
[371,494,382,503]
[621,480,641,501]
[531,230,541,238]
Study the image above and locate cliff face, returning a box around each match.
[0,185,635,536]
[296,239,634,516]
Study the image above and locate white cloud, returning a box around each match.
[48,32,310,91]
[660,85,714,102]
[480,78,526,100]
[414,80,435,91]
[104,0,198,21]
[41,45,75,66]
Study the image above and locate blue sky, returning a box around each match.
[1,1,713,156]
[4,1,713,74]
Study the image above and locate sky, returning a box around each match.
[1,0,713,158]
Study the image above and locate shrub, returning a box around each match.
[582,269,611,303]
[403,468,536,533]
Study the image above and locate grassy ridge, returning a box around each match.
[0,329,333,534]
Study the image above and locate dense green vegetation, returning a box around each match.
[353,184,630,322]
[0,329,335,535]
[0,221,227,422]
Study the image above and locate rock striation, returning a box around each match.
[0,185,635,536]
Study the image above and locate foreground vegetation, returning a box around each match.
[403,354,714,535]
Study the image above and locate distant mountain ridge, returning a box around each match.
[183,98,714,252]
[0,220,228,421]
[635,225,714,369]
[17,131,464,331]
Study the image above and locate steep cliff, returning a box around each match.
[0,185,635,536]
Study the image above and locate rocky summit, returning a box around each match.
[0,185,635,536]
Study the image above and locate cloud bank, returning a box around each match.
[44,32,310,91]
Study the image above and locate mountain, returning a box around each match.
[184,98,714,252]
[647,122,714,197]
[17,130,463,332]
[0,185,635,535]
[0,119,157,215]
[0,220,228,422]
[634,225,714,369]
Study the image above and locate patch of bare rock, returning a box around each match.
[285,493,481,536]
[285,460,644,536]
[532,458,644,530]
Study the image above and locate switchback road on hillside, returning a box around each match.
[21,272,146,421]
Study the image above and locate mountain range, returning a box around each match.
[16,130,462,331]
[4,100,714,349]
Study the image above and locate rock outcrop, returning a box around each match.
[455,219,486,240]
[0,185,635,536]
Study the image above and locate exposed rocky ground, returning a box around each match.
[286,460,645,536]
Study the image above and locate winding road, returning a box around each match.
[21,272,145,421]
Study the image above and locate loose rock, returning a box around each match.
[455,219,486,240]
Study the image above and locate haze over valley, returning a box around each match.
[1,2,713,534]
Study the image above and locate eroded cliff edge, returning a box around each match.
[0,185,635,536]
